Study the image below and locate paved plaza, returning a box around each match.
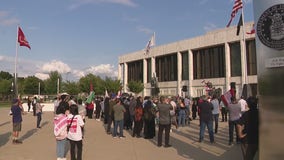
[0,107,242,160]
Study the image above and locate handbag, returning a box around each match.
[67,115,75,132]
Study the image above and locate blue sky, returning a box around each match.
[0,0,254,81]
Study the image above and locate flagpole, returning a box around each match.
[241,5,247,86]
[14,25,19,98]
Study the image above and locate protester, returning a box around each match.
[177,98,187,127]
[106,97,116,134]
[132,97,143,138]
[210,95,220,134]
[85,100,94,119]
[220,100,228,122]
[95,97,102,121]
[11,98,23,144]
[54,105,68,160]
[157,96,173,147]
[129,95,137,130]
[237,96,259,160]
[103,97,110,124]
[239,96,248,114]
[27,96,32,112]
[191,100,198,120]
[198,95,215,143]
[227,96,242,145]
[67,104,85,160]
[143,99,156,139]
[35,97,44,129]
[112,98,126,138]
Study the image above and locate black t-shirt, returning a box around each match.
[237,109,259,144]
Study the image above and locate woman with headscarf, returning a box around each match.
[132,97,143,138]
[143,100,156,139]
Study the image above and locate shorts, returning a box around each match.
[13,122,22,132]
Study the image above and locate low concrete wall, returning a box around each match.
[22,103,55,112]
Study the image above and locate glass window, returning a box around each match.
[181,51,189,80]
[230,42,242,77]
[193,45,225,79]
[246,39,257,75]
[155,53,177,82]
[127,60,143,82]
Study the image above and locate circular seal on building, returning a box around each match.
[257,4,284,50]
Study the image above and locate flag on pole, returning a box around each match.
[246,23,255,34]
[145,32,155,55]
[105,89,109,98]
[221,89,235,106]
[236,14,243,36]
[18,26,31,49]
[226,0,243,27]
[85,91,95,104]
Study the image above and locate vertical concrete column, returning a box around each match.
[240,37,247,87]
[177,52,182,96]
[225,42,231,91]
[188,50,193,97]
[123,63,128,93]
[117,64,122,81]
[143,58,147,97]
[151,57,156,79]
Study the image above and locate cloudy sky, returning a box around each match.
[0,0,254,81]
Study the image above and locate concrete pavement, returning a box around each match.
[0,107,242,160]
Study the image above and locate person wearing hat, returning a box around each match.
[10,98,23,144]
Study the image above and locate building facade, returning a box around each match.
[118,22,257,98]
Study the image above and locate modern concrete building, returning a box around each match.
[118,22,257,98]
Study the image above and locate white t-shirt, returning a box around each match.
[67,114,84,141]
[238,99,248,112]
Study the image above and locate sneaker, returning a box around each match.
[13,140,23,144]
[113,136,117,138]
[164,144,172,148]
[119,136,126,139]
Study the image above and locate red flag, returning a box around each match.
[227,0,243,27]
[246,23,255,34]
[221,89,235,106]
[18,27,31,49]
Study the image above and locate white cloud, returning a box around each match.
[35,73,49,80]
[203,23,217,32]
[136,26,153,35]
[41,60,71,74]
[86,64,117,78]
[68,0,137,10]
[0,10,20,26]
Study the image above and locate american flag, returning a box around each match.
[144,32,155,55]
[226,0,243,27]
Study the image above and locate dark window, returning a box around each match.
[193,45,225,79]
[230,42,242,77]
[147,58,152,83]
[181,51,189,80]
[127,60,143,82]
[155,53,177,82]
[246,39,257,75]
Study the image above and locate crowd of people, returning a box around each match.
[9,92,259,160]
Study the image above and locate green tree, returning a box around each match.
[78,73,105,95]
[23,76,43,95]
[0,71,13,80]
[127,81,144,95]
[44,71,62,94]
[62,81,80,96]
[104,77,121,96]
[0,79,13,101]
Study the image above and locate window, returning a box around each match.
[127,60,143,82]
[146,58,152,83]
[193,45,225,79]
[155,53,177,82]
[181,51,189,80]
[230,42,242,77]
[246,40,257,75]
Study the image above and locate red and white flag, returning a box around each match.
[246,23,255,34]
[227,0,243,27]
[221,89,235,106]
[145,32,155,55]
[18,26,31,49]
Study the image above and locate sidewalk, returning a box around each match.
[0,107,242,160]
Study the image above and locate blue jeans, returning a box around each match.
[113,120,124,137]
[56,138,67,158]
[178,110,186,127]
[213,114,219,133]
[36,112,42,128]
[229,120,240,143]
[199,120,214,142]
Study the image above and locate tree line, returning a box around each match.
[0,71,144,102]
